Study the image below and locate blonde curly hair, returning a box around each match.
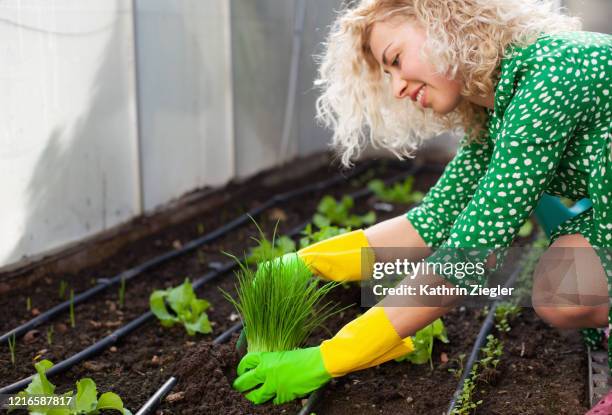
[314,0,582,166]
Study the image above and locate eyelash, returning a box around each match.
[392,54,400,67]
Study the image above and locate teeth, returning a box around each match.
[416,86,425,103]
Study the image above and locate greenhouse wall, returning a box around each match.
[0,0,141,269]
[0,0,341,269]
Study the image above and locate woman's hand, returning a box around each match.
[233,307,415,404]
[233,346,331,405]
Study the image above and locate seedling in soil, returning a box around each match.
[494,302,522,333]
[313,195,376,229]
[26,296,31,312]
[69,289,76,328]
[150,279,213,335]
[367,177,424,204]
[16,359,132,414]
[8,333,16,366]
[118,277,126,309]
[480,334,503,371]
[47,326,54,346]
[448,353,467,380]
[451,363,483,415]
[396,318,449,369]
[58,280,68,300]
[223,238,345,353]
[298,223,352,249]
[197,250,206,265]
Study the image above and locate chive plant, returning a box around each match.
[223,227,344,353]
[224,255,342,353]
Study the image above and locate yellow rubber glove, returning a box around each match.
[320,306,414,377]
[297,229,375,282]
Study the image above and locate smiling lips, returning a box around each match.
[410,84,426,103]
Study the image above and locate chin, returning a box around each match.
[431,95,462,115]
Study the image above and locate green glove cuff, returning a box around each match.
[233,346,331,405]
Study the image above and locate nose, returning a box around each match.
[391,73,409,99]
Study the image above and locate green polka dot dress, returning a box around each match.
[406,31,612,370]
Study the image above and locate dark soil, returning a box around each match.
[0,157,590,415]
[475,309,589,415]
[315,307,485,415]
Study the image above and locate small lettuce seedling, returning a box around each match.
[313,195,376,229]
[150,279,212,335]
[367,177,424,204]
[298,223,351,249]
[494,302,521,333]
[396,318,449,368]
[14,359,132,414]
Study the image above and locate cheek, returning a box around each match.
[430,80,463,114]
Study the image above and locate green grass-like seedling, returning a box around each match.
[8,333,16,366]
[118,277,126,309]
[69,289,75,328]
[47,326,54,346]
[58,280,68,300]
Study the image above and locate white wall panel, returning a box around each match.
[0,0,140,267]
[135,0,234,211]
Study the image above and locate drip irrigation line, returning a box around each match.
[134,377,177,415]
[0,161,377,345]
[0,163,423,399]
[446,255,526,414]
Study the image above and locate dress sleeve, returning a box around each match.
[427,51,589,288]
[406,131,494,249]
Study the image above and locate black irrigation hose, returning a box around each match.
[0,161,377,346]
[446,258,525,414]
[135,377,177,415]
[120,164,426,415]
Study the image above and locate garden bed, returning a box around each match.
[0,156,589,414]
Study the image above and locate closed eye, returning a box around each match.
[392,54,400,67]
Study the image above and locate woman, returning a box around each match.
[233,0,612,408]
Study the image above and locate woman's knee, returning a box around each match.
[532,233,608,328]
[534,304,607,329]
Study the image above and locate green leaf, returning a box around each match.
[396,319,448,365]
[149,290,179,326]
[96,392,127,413]
[312,213,331,229]
[184,311,212,335]
[75,378,98,413]
[150,279,213,335]
[27,359,56,396]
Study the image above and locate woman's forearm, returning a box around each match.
[364,215,431,261]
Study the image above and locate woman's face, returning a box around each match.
[369,17,464,114]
